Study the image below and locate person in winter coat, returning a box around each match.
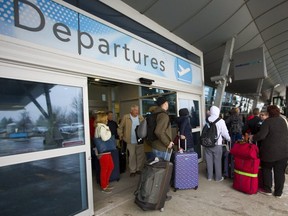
[205,106,231,182]
[175,108,194,152]
[117,105,145,177]
[225,107,243,145]
[94,112,115,194]
[151,97,174,161]
[251,105,288,198]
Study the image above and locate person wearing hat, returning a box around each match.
[151,96,174,160]
[151,96,174,201]
[175,108,194,152]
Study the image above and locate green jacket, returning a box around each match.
[117,114,144,144]
[151,107,172,151]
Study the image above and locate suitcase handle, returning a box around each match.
[178,138,187,152]
[165,148,173,161]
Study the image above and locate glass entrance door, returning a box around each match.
[177,92,203,162]
[0,65,93,216]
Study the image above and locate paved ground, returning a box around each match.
[93,162,288,216]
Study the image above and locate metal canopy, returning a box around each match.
[103,0,288,101]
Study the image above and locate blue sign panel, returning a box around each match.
[0,0,202,86]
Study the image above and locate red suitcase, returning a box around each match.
[230,142,259,159]
[233,157,260,194]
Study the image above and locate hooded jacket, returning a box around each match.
[207,106,231,145]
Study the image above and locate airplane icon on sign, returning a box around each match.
[177,65,191,76]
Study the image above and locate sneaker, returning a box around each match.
[107,185,114,190]
[207,179,212,181]
[258,189,272,196]
[216,177,224,182]
[101,188,112,194]
[274,193,283,198]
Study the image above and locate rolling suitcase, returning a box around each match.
[109,149,120,181]
[172,139,198,191]
[233,157,260,194]
[135,151,173,212]
[223,141,234,179]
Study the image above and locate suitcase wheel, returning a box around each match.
[194,186,198,190]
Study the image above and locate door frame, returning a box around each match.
[176,92,204,162]
[0,63,94,216]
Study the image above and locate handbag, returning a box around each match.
[94,135,116,154]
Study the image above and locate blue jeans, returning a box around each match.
[152,148,172,161]
[231,133,242,146]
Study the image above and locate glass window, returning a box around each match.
[178,99,200,128]
[0,78,84,157]
[0,153,88,216]
[140,87,177,126]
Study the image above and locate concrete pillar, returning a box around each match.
[269,87,274,105]
[285,87,288,118]
[214,37,236,110]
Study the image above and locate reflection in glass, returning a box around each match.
[0,78,84,157]
[178,99,200,128]
[140,87,177,126]
[0,153,88,216]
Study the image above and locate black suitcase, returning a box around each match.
[134,158,173,212]
[222,142,234,178]
[118,140,127,174]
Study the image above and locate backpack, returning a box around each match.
[230,116,241,134]
[200,118,221,147]
[136,111,166,142]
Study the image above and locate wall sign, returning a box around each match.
[0,0,202,86]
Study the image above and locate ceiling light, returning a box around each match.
[94,78,100,81]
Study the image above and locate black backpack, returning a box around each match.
[136,111,168,142]
[230,116,241,134]
[200,118,221,147]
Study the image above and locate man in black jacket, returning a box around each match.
[243,108,261,136]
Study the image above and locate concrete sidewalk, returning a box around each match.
[93,162,288,216]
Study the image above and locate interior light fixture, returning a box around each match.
[94,78,100,81]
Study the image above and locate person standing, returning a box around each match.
[151,96,174,161]
[251,105,288,198]
[117,105,145,177]
[225,107,243,145]
[107,111,119,139]
[205,106,231,182]
[151,96,174,201]
[175,108,194,152]
[94,112,114,194]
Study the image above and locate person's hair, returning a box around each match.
[267,105,280,117]
[96,111,108,124]
[106,111,113,115]
[230,107,239,115]
[252,108,259,116]
[130,105,139,111]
